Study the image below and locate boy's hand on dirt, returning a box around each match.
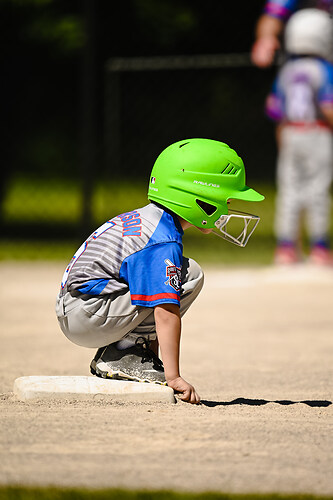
[167,376,200,404]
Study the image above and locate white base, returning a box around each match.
[13,376,175,403]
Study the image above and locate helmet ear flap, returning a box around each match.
[196,199,217,216]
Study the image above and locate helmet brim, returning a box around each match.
[229,186,265,203]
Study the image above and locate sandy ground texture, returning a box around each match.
[0,261,333,494]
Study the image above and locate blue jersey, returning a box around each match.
[265,57,333,123]
[60,203,184,308]
[264,0,333,21]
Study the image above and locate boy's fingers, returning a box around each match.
[180,388,201,404]
[191,390,201,404]
[169,378,200,404]
[180,388,191,401]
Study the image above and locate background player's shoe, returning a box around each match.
[274,243,300,265]
[90,337,166,385]
[309,245,333,266]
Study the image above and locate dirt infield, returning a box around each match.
[1,261,333,494]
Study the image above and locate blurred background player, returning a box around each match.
[265,9,333,265]
[251,0,333,68]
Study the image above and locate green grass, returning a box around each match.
[2,176,150,225]
[0,235,276,265]
[0,488,332,500]
[0,240,80,261]
[1,176,332,264]
[2,176,270,230]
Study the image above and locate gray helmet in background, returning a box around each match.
[285,8,333,60]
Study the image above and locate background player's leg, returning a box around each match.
[274,128,303,263]
[304,129,333,264]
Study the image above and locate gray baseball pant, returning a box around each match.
[55,257,204,348]
[275,126,333,243]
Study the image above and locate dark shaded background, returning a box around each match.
[1,0,277,237]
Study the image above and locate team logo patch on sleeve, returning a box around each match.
[164,259,181,292]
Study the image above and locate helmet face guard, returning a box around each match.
[148,138,264,246]
[213,210,261,247]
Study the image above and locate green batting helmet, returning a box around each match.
[148,138,264,246]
